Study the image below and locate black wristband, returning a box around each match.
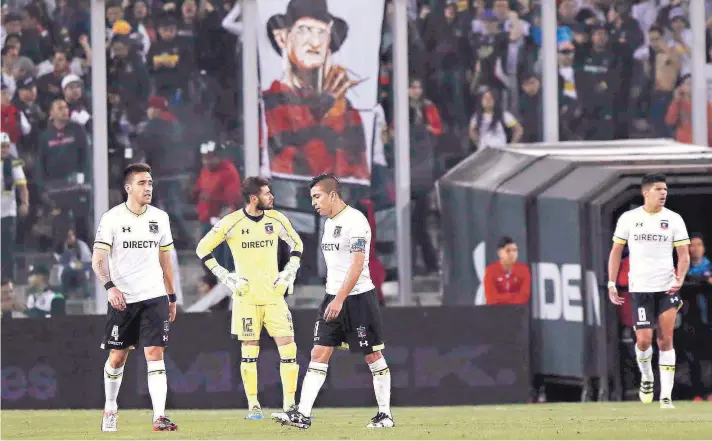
[168,294,177,303]
[104,281,116,290]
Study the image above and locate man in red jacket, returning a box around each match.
[484,236,531,305]
[192,141,241,271]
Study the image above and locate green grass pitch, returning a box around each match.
[3,402,712,439]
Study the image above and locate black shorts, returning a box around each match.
[100,296,170,350]
[314,289,385,354]
[631,291,683,330]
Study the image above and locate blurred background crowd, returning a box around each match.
[2,0,712,316]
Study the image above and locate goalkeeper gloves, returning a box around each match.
[212,266,249,296]
[274,260,300,295]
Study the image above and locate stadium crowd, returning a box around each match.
[2,0,712,310]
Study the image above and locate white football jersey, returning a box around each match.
[613,207,689,293]
[321,205,375,296]
[94,203,174,303]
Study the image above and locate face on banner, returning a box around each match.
[258,0,384,186]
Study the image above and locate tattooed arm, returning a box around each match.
[92,248,112,286]
[92,248,126,310]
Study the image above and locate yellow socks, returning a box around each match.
[240,345,260,409]
[278,342,299,410]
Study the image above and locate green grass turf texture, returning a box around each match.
[3,402,712,439]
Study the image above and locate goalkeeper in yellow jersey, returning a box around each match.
[196,176,303,420]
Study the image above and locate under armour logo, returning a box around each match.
[242,229,249,234]
[122,226,131,233]
[163,335,168,342]
[635,223,643,227]
[671,296,679,303]
[359,341,369,347]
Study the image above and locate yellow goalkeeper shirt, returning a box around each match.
[196,208,303,305]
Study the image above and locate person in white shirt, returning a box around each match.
[468,89,523,150]
[1,133,29,282]
[278,174,393,430]
[92,163,178,432]
[608,173,690,409]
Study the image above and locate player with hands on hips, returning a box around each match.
[197,177,303,420]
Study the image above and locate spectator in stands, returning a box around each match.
[665,74,712,145]
[469,9,510,100]
[518,72,542,143]
[138,95,194,247]
[37,98,89,184]
[36,47,72,111]
[61,74,91,129]
[468,88,522,150]
[608,0,644,139]
[688,232,712,283]
[646,25,680,138]
[1,132,29,282]
[14,75,47,157]
[574,22,619,141]
[408,77,441,276]
[557,40,584,140]
[484,236,530,306]
[1,82,30,151]
[128,0,155,45]
[25,265,66,318]
[147,14,193,101]
[55,228,92,298]
[193,140,241,270]
[20,4,54,64]
[424,1,469,127]
[685,232,712,401]
[107,34,151,124]
[1,280,25,319]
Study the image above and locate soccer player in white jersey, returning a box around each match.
[92,163,179,432]
[277,174,394,429]
[607,173,690,409]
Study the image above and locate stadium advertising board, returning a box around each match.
[1,306,530,409]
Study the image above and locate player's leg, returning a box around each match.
[656,292,682,408]
[265,301,298,413]
[102,349,129,431]
[140,297,177,430]
[632,293,655,404]
[100,302,141,432]
[232,302,263,418]
[348,290,393,428]
[278,295,344,428]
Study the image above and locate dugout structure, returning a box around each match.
[436,139,712,398]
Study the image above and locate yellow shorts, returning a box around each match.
[231,298,294,340]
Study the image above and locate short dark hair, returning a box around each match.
[242,176,270,203]
[497,236,515,249]
[309,173,340,195]
[649,25,663,36]
[123,163,152,184]
[690,232,704,242]
[641,173,666,188]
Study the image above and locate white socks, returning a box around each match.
[147,360,168,422]
[635,345,654,381]
[104,362,124,412]
[369,358,391,416]
[297,362,328,417]
[659,349,676,400]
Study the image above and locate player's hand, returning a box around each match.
[108,287,127,311]
[225,274,249,296]
[668,275,682,294]
[168,301,177,322]
[608,285,624,305]
[324,298,343,322]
